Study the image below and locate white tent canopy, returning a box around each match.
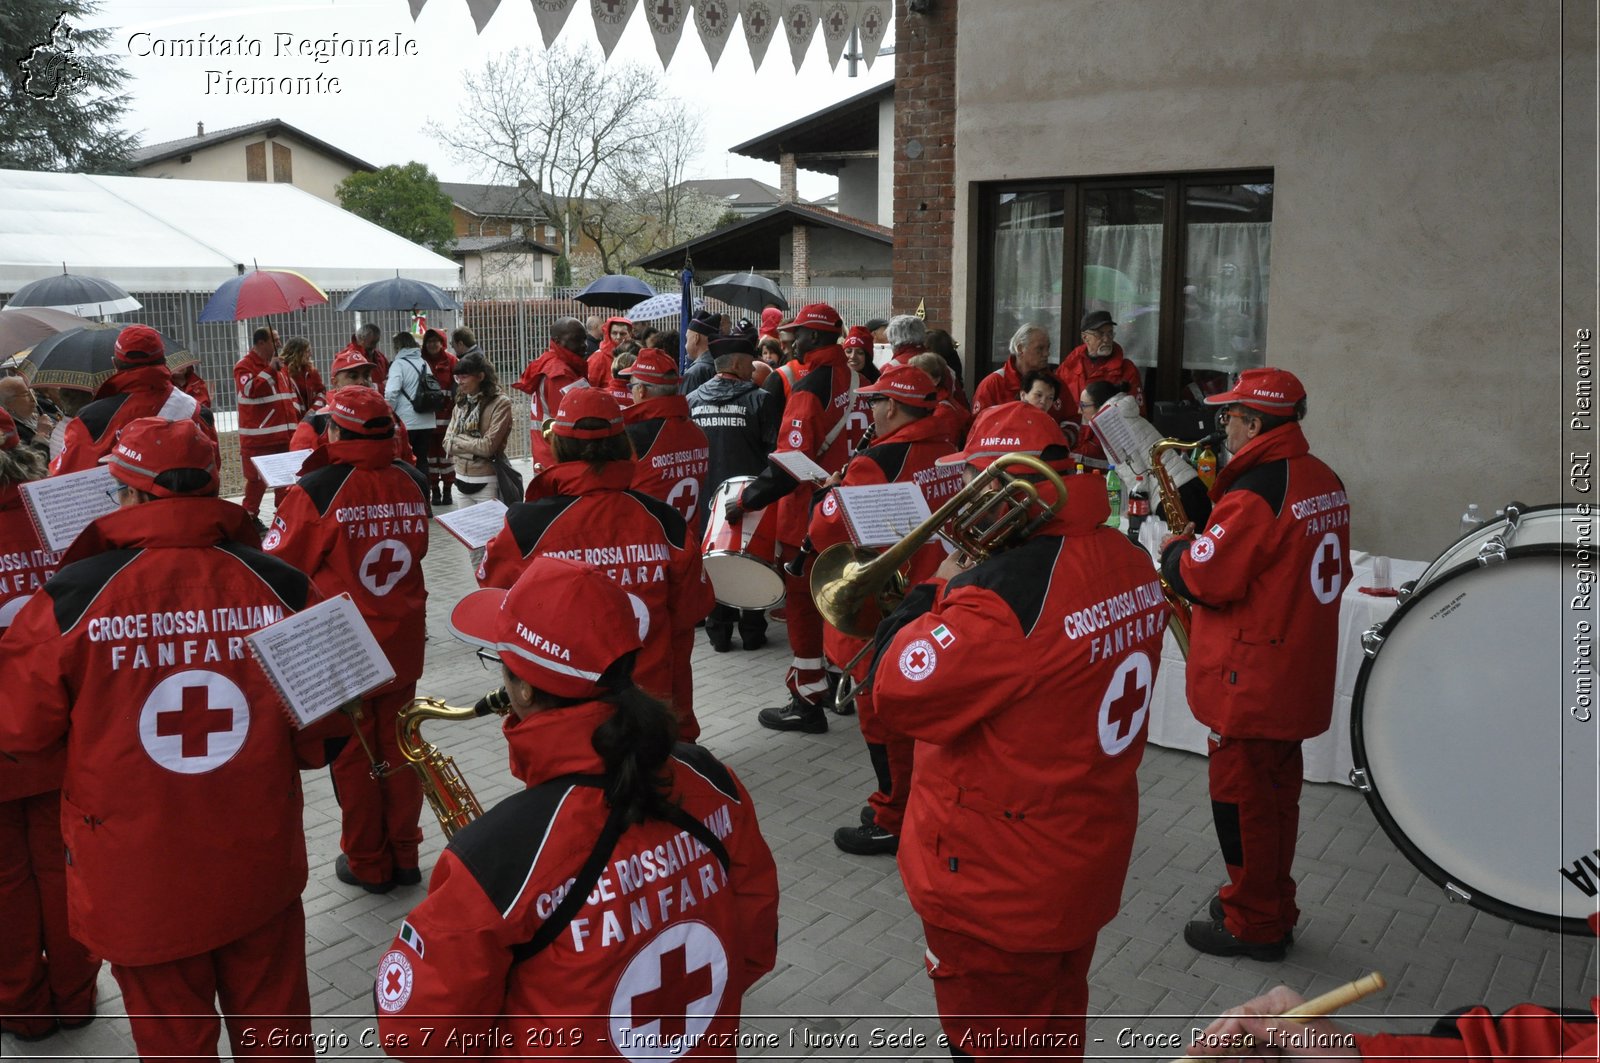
[0,168,461,294]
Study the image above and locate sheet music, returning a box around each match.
[250,449,313,489]
[769,449,830,483]
[436,499,509,550]
[834,481,933,548]
[245,593,396,727]
[19,466,117,552]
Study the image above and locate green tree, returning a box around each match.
[553,253,573,288]
[0,0,136,172]
[337,163,457,256]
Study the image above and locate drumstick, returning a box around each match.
[1171,972,1386,1063]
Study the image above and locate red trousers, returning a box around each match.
[330,685,425,882]
[780,546,827,706]
[112,900,312,1062]
[0,791,99,1037]
[1207,733,1303,942]
[670,626,701,743]
[922,922,1093,1061]
[829,628,915,836]
[239,445,288,518]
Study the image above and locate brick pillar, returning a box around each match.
[791,224,811,289]
[779,152,798,204]
[892,0,957,326]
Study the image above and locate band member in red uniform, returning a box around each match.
[586,315,634,388]
[420,328,457,506]
[1057,311,1147,426]
[478,388,715,741]
[266,387,432,893]
[288,349,415,465]
[872,402,1167,1060]
[808,365,960,857]
[515,317,590,469]
[0,417,340,1062]
[233,327,301,527]
[1160,368,1350,961]
[53,324,216,474]
[374,556,778,1059]
[724,303,869,734]
[0,410,100,1042]
[621,347,711,532]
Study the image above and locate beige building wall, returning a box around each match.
[133,132,359,204]
[953,0,1595,559]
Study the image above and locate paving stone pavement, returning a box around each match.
[5,512,1595,1061]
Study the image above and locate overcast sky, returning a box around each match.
[84,0,896,201]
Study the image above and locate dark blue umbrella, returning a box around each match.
[8,270,140,317]
[337,277,462,312]
[574,275,656,310]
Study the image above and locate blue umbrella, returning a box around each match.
[574,275,656,310]
[338,277,462,312]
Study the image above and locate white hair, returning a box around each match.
[1009,323,1049,354]
[886,315,926,348]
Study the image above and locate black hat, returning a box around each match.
[1080,310,1116,333]
[709,336,756,359]
[687,311,723,338]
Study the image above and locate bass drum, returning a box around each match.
[701,476,785,611]
[1351,545,1597,933]
[1407,502,1572,596]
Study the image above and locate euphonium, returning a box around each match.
[1146,433,1221,658]
[396,689,512,840]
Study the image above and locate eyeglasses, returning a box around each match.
[103,483,133,505]
[475,647,503,671]
[1216,408,1255,430]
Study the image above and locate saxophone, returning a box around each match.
[1147,434,1221,659]
[395,689,512,840]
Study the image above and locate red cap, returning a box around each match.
[759,307,783,338]
[330,347,373,375]
[103,416,218,497]
[620,347,679,388]
[777,303,842,335]
[551,387,625,439]
[843,325,873,350]
[449,556,645,697]
[113,325,166,368]
[937,402,1071,470]
[858,363,937,409]
[1203,367,1306,414]
[0,409,18,451]
[326,385,394,436]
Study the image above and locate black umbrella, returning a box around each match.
[337,277,462,313]
[8,270,141,317]
[574,275,656,310]
[702,271,788,314]
[18,323,194,393]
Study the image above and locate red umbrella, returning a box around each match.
[198,269,328,322]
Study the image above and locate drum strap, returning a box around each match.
[818,367,860,457]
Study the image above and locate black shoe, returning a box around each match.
[834,823,899,855]
[393,866,422,887]
[440,487,453,506]
[1183,918,1289,961]
[707,626,733,653]
[860,805,876,827]
[1208,893,1294,942]
[739,629,767,651]
[757,698,827,734]
[335,854,395,894]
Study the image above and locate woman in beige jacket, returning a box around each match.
[442,352,514,514]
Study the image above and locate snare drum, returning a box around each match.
[702,477,785,610]
[1407,502,1571,596]
[1351,545,1597,933]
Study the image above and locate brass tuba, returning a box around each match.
[1146,434,1221,658]
[395,689,512,840]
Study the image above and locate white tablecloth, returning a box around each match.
[1139,530,1427,785]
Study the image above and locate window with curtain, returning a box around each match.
[987,189,1064,361]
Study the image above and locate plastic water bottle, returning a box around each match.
[1105,468,1123,529]
[1459,503,1484,535]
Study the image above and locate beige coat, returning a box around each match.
[442,391,513,479]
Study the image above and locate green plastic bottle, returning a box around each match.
[1105,467,1122,529]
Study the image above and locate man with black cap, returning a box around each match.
[266,387,433,895]
[1058,310,1146,427]
[53,324,217,475]
[677,310,724,395]
[688,336,779,652]
[0,416,339,1061]
[1160,367,1350,961]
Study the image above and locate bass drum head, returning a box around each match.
[1413,503,1570,593]
[1352,545,1597,933]
[703,552,785,611]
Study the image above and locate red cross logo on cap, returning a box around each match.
[138,671,250,775]
[1098,651,1152,756]
[608,922,727,1059]
[376,950,414,1013]
[359,539,412,598]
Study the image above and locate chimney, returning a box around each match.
[196,121,205,137]
[779,151,797,204]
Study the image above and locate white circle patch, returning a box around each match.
[1310,531,1344,605]
[821,493,839,517]
[376,950,414,1013]
[1097,651,1153,756]
[786,430,804,448]
[897,638,937,682]
[627,592,652,642]
[359,539,413,597]
[608,920,728,1061]
[138,670,250,775]
[1189,536,1216,563]
[666,477,699,522]
[261,528,282,551]
[0,595,29,629]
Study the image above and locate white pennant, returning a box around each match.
[591,0,639,57]
[530,0,579,46]
[467,0,504,31]
[741,0,780,71]
[643,0,690,67]
[781,1,818,72]
[856,0,888,67]
[694,0,737,69]
[818,0,854,70]
[407,0,428,19]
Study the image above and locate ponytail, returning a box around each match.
[589,685,679,827]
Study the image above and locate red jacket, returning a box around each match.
[0,485,64,801]
[374,702,779,1059]
[738,345,870,546]
[53,365,217,474]
[1160,423,1351,740]
[265,437,431,689]
[1358,1001,1599,1061]
[421,335,458,437]
[1057,341,1146,424]
[585,316,634,388]
[515,342,590,468]
[287,364,325,415]
[174,366,212,408]
[290,401,415,465]
[0,497,336,965]
[624,395,711,533]
[233,349,301,453]
[874,480,1166,951]
[477,461,715,722]
[971,357,1076,444]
